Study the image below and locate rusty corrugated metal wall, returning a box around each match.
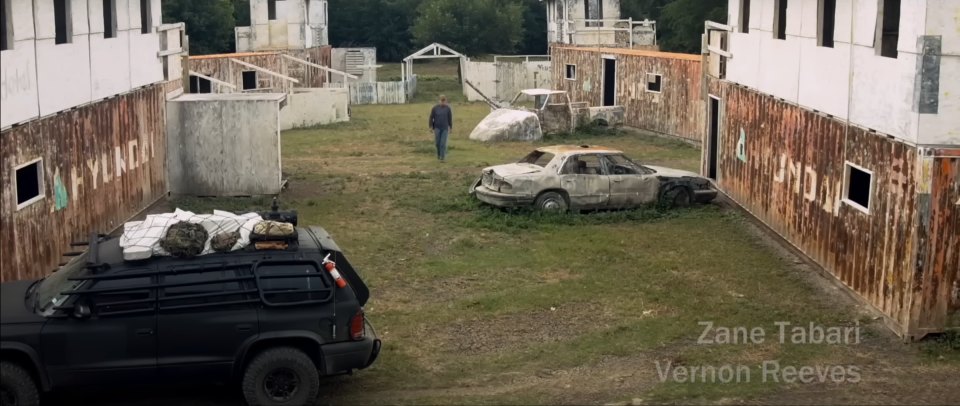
[0,85,167,282]
[914,148,960,333]
[551,46,704,143]
[714,80,958,339]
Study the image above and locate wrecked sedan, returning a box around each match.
[469,145,717,211]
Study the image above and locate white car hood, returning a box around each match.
[487,163,543,177]
[646,165,700,178]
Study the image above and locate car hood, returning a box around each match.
[0,280,44,325]
[646,165,701,179]
[486,163,544,178]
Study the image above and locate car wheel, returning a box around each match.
[662,186,692,209]
[535,191,568,212]
[0,362,40,406]
[241,347,320,406]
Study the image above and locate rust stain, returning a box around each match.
[0,85,167,282]
[714,80,958,339]
[188,47,333,92]
[551,47,704,144]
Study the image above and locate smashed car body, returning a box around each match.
[468,89,625,142]
[469,145,717,211]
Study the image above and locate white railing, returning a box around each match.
[560,18,657,48]
[493,55,552,63]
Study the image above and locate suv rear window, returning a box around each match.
[255,262,333,305]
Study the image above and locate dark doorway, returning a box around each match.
[602,58,616,107]
[708,96,720,180]
[242,71,257,90]
[190,76,212,93]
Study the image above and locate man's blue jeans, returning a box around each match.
[434,127,449,160]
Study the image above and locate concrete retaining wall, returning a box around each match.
[166,93,285,196]
[280,87,349,130]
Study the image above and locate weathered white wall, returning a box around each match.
[166,93,285,196]
[0,0,40,128]
[89,0,131,100]
[34,0,93,116]
[2,0,168,129]
[725,0,958,146]
[237,0,327,52]
[917,0,960,144]
[331,47,377,83]
[279,87,349,130]
[545,0,622,45]
[462,60,552,102]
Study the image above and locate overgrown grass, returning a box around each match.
[166,66,957,404]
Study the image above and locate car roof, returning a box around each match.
[536,145,624,155]
[520,89,567,96]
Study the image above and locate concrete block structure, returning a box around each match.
[235,0,328,52]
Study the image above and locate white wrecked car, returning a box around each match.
[469,89,624,142]
[469,145,717,211]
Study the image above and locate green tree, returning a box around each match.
[233,0,251,27]
[162,0,237,55]
[621,0,725,54]
[519,0,547,55]
[412,0,525,56]
[329,0,422,61]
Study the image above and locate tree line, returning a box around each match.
[163,0,725,59]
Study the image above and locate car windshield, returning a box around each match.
[519,151,555,167]
[607,154,653,174]
[35,251,91,313]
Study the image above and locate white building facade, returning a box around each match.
[724,0,958,146]
[235,0,328,52]
[0,0,183,129]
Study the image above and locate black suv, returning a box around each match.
[0,224,380,406]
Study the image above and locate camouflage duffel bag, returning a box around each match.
[160,222,208,258]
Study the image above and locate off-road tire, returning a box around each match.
[241,347,320,406]
[535,191,569,212]
[0,362,40,406]
[661,186,692,209]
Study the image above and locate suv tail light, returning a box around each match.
[350,311,365,340]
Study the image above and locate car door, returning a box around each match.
[603,154,661,208]
[156,261,260,383]
[40,272,158,387]
[559,154,610,209]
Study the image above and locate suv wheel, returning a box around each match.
[241,347,320,406]
[0,362,39,406]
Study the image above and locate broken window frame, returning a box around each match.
[140,0,152,34]
[103,0,117,39]
[1,0,12,51]
[268,0,278,21]
[54,0,72,45]
[15,158,45,210]
[773,0,788,40]
[739,0,750,34]
[565,64,577,80]
[842,161,873,214]
[817,0,835,48]
[645,73,662,93]
[875,0,900,58]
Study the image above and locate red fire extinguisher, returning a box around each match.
[322,253,347,289]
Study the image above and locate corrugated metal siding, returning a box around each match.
[714,80,960,339]
[0,85,167,282]
[551,47,703,143]
[915,149,960,332]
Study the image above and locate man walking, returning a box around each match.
[429,95,453,162]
